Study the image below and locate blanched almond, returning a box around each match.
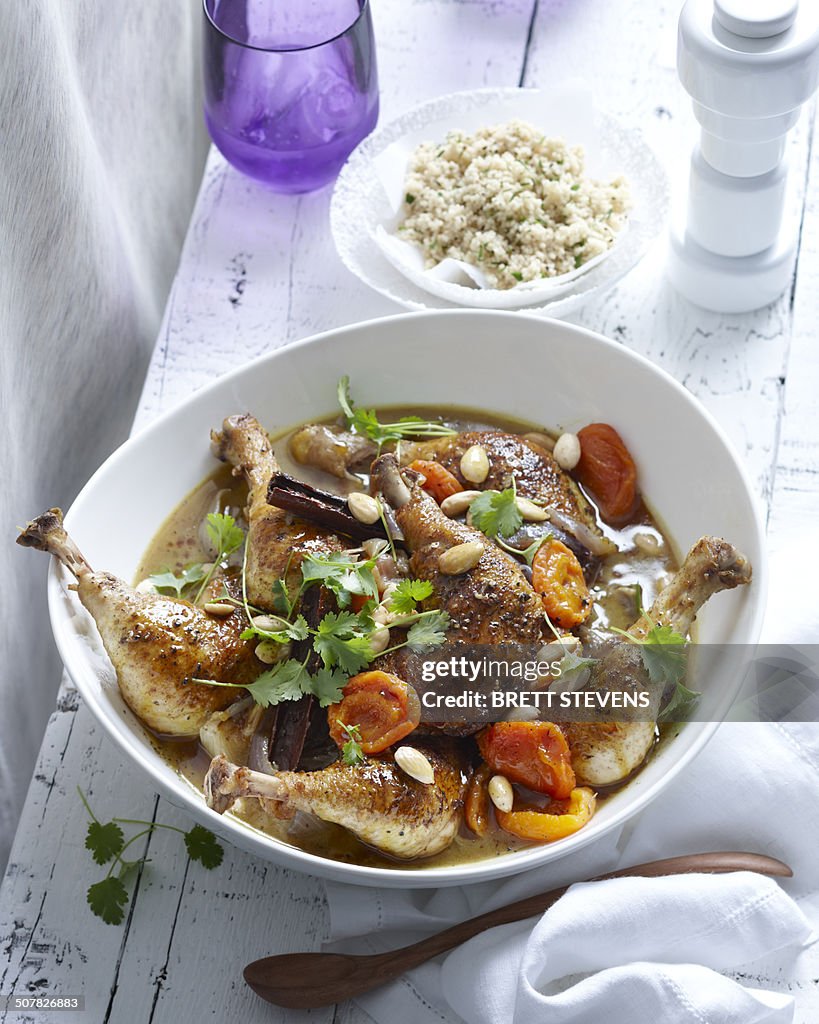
[203,602,234,617]
[523,431,556,451]
[440,490,481,517]
[251,614,281,632]
[369,625,391,654]
[515,496,549,522]
[438,541,484,575]
[460,445,490,484]
[256,640,291,664]
[553,432,581,471]
[348,491,381,525]
[488,774,514,812]
[395,746,435,785]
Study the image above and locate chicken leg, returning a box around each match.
[371,454,545,645]
[18,509,259,736]
[205,743,468,859]
[566,536,753,786]
[211,414,343,608]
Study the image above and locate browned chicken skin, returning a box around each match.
[17,509,257,736]
[566,535,753,786]
[211,414,343,606]
[371,454,545,646]
[401,431,602,537]
[205,742,468,859]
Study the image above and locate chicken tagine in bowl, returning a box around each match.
[23,311,765,885]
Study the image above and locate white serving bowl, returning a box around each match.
[47,311,766,887]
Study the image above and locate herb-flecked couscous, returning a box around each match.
[398,120,630,290]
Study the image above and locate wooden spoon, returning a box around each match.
[244,851,792,1009]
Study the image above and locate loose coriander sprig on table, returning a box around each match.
[337,376,457,451]
[79,788,223,925]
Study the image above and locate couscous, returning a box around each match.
[398,120,629,290]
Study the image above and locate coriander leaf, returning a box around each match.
[658,681,701,723]
[406,611,450,652]
[612,615,689,700]
[195,512,245,603]
[313,612,374,674]
[206,512,245,562]
[245,659,310,707]
[351,407,391,442]
[184,825,224,869]
[301,552,379,606]
[271,578,295,618]
[339,722,365,765]
[146,563,207,598]
[87,876,129,925]
[640,621,688,687]
[85,821,124,865]
[389,578,435,615]
[337,377,456,449]
[469,486,523,539]
[308,666,348,708]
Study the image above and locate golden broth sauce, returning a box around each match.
[135,408,678,869]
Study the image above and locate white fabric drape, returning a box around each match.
[0,1,208,869]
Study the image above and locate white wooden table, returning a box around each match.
[2,1,818,1021]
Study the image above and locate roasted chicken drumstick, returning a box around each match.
[566,535,753,786]
[205,742,467,859]
[17,509,257,736]
[371,453,544,645]
[211,414,343,608]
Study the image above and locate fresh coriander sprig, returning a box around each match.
[190,659,348,709]
[469,479,523,539]
[338,722,365,765]
[146,563,208,598]
[300,550,380,609]
[193,603,449,709]
[338,376,457,451]
[381,609,451,656]
[388,578,435,615]
[612,613,697,720]
[79,788,223,925]
[194,512,245,603]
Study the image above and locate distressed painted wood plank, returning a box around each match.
[767,115,819,553]
[0,697,160,1023]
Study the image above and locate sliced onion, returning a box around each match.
[247,706,279,775]
[546,508,617,557]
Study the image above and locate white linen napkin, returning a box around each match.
[323,542,819,1024]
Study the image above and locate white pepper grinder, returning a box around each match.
[667,0,819,313]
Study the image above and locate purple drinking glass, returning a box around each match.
[203,0,379,193]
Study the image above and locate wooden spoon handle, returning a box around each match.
[243,851,791,1009]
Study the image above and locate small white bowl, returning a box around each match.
[47,311,764,887]
[331,86,669,314]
